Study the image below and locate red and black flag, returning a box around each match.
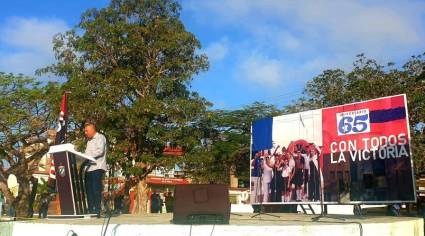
[55,92,68,144]
[49,92,68,189]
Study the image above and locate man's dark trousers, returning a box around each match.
[86,169,104,215]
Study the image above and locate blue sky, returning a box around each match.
[1,1,424,109]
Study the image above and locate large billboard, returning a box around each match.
[250,94,416,204]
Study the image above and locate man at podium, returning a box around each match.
[83,121,107,217]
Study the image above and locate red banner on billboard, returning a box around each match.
[251,94,415,204]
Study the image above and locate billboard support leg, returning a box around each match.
[353,204,363,216]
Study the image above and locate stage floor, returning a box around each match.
[0,213,423,236]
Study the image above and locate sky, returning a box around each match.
[0,0,424,109]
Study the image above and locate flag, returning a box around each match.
[252,117,273,152]
[49,92,68,190]
[55,92,68,144]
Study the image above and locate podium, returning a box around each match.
[48,144,96,215]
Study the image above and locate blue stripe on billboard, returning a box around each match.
[252,117,273,152]
[370,107,406,123]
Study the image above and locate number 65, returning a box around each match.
[338,114,368,134]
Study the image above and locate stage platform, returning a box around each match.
[0,213,423,236]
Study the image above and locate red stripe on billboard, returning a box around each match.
[322,95,409,153]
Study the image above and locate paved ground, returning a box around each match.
[2,212,418,226]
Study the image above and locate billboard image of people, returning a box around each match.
[250,94,416,204]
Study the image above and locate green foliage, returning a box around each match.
[0,72,60,216]
[38,0,210,179]
[0,72,59,170]
[0,73,57,142]
[185,102,282,184]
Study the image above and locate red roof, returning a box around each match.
[147,176,190,185]
[163,146,184,156]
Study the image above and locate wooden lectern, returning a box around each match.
[48,144,96,215]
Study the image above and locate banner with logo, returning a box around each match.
[250,94,416,204]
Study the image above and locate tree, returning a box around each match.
[38,0,209,214]
[0,73,59,217]
[185,102,282,184]
[286,53,425,173]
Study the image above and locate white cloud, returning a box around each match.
[185,0,425,66]
[183,0,425,98]
[283,0,423,52]
[0,52,51,75]
[235,54,285,86]
[1,17,68,54]
[0,17,69,76]
[203,37,229,62]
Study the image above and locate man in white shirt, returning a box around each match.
[84,121,107,217]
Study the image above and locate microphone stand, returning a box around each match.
[101,163,120,236]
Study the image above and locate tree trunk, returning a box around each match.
[132,178,149,214]
[15,176,31,217]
